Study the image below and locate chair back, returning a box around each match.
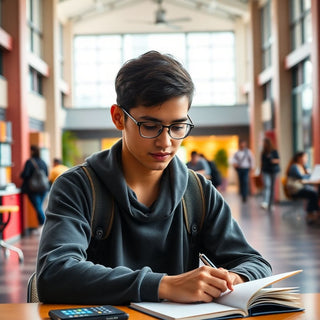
[27,272,40,303]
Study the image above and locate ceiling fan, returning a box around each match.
[153,0,191,28]
[131,0,191,29]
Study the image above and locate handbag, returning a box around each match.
[285,176,304,196]
[28,159,50,193]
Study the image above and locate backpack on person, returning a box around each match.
[207,160,222,187]
[28,159,50,193]
[81,164,206,242]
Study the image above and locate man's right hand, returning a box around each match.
[158,266,235,303]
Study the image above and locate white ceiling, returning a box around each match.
[58,0,250,34]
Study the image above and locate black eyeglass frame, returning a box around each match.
[120,106,194,140]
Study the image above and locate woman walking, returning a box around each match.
[20,145,49,226]
[260,137,280,210]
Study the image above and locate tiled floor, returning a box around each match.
[0,187,319,303]
[0,231,39,303]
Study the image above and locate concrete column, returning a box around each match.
[63,21,74,108]
[271,0,292,199]
[42,0,62,160]
[234,18,248,105]
[2,0,30,185]
[311,0,320,163]
[248,0,263,165]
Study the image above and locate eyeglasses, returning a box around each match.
[120,107,194,140]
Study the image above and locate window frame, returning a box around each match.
[26,0,43,57]
[260,0,272,70]
[290,0,312,50]
[291,58,313,161]
[28,67,43,95]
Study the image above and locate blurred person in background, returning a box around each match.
[200,153,222,189]
[20,145,49,226]
[187,150,211,179]
[49,158,69,186]
[231,140,255,202]
[285,151,319,224]
[260,137,280,211]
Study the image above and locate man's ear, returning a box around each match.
[111,104,125,130]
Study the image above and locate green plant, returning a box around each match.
[62,131,81,167]
[214,148,229,177]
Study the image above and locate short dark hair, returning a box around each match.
[286,151,307,175]
[53,158,62,165]
[31,145,40,158]
[115,51,194,111]
[293,151,305,163]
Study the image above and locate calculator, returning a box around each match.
[49,305,129,320]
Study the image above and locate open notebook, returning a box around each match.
[130,270,303,320]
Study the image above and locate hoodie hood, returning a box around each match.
[85,139,189,222]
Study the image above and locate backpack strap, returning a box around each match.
[182,169,206,239]
[182,169,206,270]
[81,164,115,240]
[30,158,39,169]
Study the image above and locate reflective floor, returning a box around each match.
[0,186,319,303]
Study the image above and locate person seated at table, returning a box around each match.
[48,158,69,186]
[36,51,272,305]
[285,151,319,224]
[186,150,211,179]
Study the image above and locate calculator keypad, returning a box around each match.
[60,306,114,318]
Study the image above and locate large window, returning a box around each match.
[292,59,313,161]
[261,0,272,70]
[74,35,122,109]
[290,0,312,50]
[187,33,235,106]
[73,32,235,108]
[26,0,43,57]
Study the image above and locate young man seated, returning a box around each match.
[36,51,272,304]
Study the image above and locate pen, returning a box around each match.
[199,253,217,268]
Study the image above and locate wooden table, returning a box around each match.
[0,293,319,320]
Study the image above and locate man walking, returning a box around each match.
[231,140,255,202]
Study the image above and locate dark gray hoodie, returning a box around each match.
[36,139,272,304]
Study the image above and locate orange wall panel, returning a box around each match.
[0,121,6,142]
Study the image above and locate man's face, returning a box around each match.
[191,153,199,164]
[120,96,190,173]
[239,141,246,150]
